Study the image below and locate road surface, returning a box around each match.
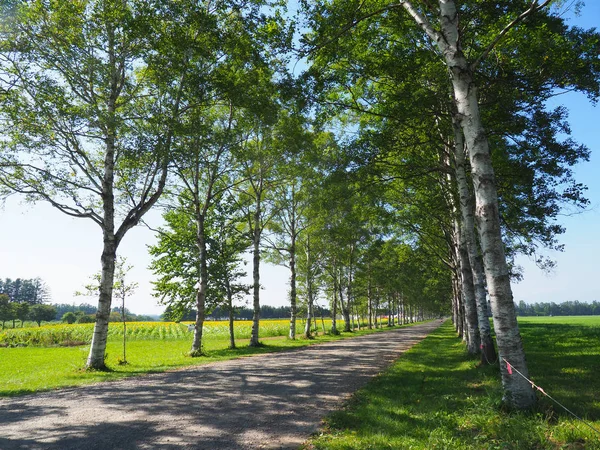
[0,320,442,449]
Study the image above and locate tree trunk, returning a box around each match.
[86,21,119,371]
[190,214,208,356]
[86,232,116,369]
[331,270,339,335]
[354,303,361,330]
[289,237,297,340]
[121,296,127,364]
[456,219,481,354]
[438,0,534,409]
[347,247,355,330]
[249,204,262,347]
[225,277,236,349]
[338,275,351,332]
[367,271,373,329]
[304,240,315,339]
[452,282,459,332]
[304,300,313,338]
[454,119,497,364]
[374,292,379,328]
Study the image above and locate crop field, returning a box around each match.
[0,318,334,347]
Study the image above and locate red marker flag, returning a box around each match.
[506,362,513,375]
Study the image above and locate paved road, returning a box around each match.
[0,321,442,449]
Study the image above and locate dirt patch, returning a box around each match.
[0,321,441,449]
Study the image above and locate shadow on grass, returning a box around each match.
[519,322,600,420]
[307,321,600,449]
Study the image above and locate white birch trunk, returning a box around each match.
[87,25,118,370]
[303,237,314,338]
[289,234,297,340]
[367,270,373,329]
[249,201,262,347]
[446,146,480,351]
[436,0,535,408]
[331,286,338,334]
[454,120,497,364]
[87,232,116,369]
[456,218,481,354]
[225,277,236,349]
[190,213,208,356]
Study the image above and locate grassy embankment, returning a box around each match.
[0,318,410,396]
[304,316,600,449]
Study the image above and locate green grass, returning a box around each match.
[304,317,600,450]
[0,320,414,397]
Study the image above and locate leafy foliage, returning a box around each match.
[0,278,49,304]
[28,304,57,327]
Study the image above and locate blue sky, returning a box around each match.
[510,1,600,304]
[0,2,598,315]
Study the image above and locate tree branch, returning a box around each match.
[470,0,553,70]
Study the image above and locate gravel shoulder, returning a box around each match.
[0,320,442,450]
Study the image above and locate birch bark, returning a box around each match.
[303,237,315,338]
[453,120,497,364]
[225,277,236,349]
[455,219,481,353]
[401,0,535,407]
[331,271,339,334]
[190,213,208,356]
[289,228,297,340]
[249,199,262,347]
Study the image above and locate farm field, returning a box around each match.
[0,319,331,347]
[304,316,600,449]
[0,318,400,397]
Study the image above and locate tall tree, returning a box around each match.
[153,0,285,356]
[236,124,283,346]
[264,112,317,339]
[149,196,248,350]
[0,1,181,369]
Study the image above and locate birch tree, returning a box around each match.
[148,196,248,350]
[235,125,282,346]
[264,113,319,339]
[0,1,180,369]
[303,0,599,408]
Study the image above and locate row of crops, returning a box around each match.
[0,319,331,347]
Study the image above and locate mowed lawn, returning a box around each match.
[0,318,404,396]
[304,316,600,450]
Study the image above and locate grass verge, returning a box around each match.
[0,322,421,397]
[303,319,600,450]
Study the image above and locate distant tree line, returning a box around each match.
[0,294,56,328]
[55,303,157,324]
[0,278,50,304]
[0,277,55,328]
[162,304,332,322]
[515,300,600,317]
[0,298,158,329]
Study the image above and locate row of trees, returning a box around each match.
[162,305,325,322]
[515,300,600,317]
[0,295,56,328]
[300,0,599,410]
[0,1,597,409]
[0,278,50,304]
[58,304,157,324]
